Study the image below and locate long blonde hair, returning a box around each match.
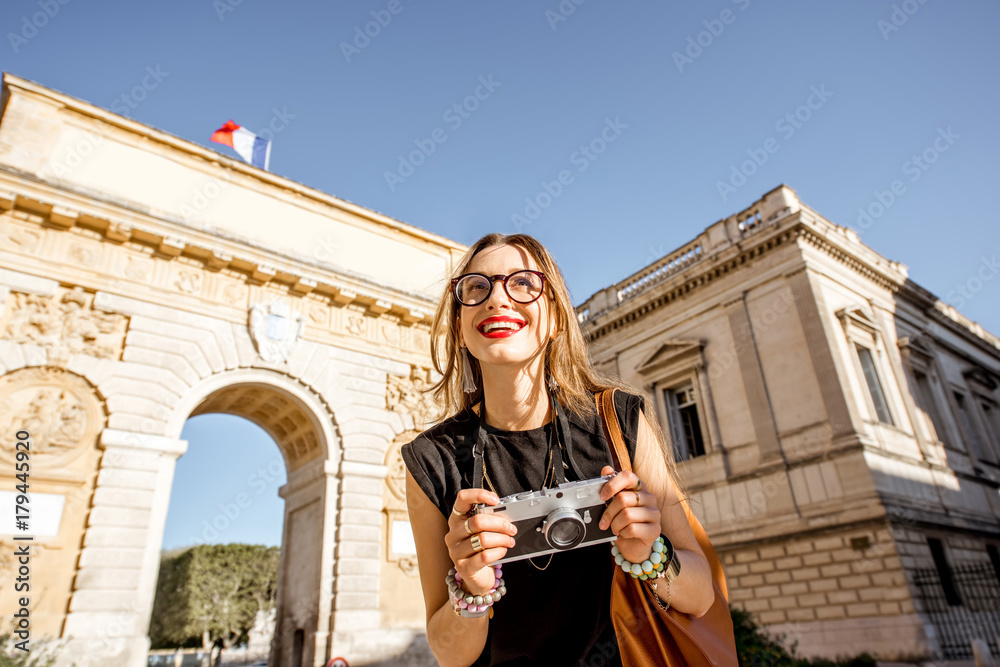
[428,234,680,486]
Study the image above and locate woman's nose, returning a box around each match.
[485,277,513,309]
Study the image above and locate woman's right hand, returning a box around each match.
[447,488,518,595]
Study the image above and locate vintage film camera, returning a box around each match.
[477,475,616,564]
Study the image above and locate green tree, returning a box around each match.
[150,544,279,651]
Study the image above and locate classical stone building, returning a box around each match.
[5,70,1000,666]
[0,73,456,666]
[577,184,1000,659]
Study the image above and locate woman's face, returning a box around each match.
[458,244,556,373]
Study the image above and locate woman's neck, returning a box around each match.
[478,357,550,431]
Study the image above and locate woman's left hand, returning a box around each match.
[597,465,661,564]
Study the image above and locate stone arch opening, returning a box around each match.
[161,369,342,667]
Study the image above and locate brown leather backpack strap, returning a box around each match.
[597,389,632,474]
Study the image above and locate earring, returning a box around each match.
[547,373,559,391]
[461,347,477,393]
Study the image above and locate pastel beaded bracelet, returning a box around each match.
[611,535,670,580]
[446,565,506,618]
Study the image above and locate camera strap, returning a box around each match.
[468,388,570,491]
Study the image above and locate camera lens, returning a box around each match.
[543,508,586,550]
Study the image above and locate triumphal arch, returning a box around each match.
[0,73,460,666]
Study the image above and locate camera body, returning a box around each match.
[477,475,616,564]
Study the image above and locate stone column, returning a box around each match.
[724,296,783,461]
[785,267,859,440]
[273,458,336,667]
[330,460,389,662]
[59,429,187,667]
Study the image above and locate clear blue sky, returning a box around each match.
[4,1,997,548]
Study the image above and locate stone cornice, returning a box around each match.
[2,73,466,256]
[578,190,996,356]
[0,180,435,325]
[897,278,1000,356]
[582,220,801,341]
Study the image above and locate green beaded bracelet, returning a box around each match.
[611,535,671,580]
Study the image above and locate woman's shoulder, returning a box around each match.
[401,409,474,515]
[400,407,476,474]
[404,408,475,450]
[584,388,646,418]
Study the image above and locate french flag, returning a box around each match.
[210,120,271,170]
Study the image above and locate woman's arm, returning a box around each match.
[405,470,516,667]
[599,410,715,617]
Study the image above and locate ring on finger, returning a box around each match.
[471,534,484,553]
[464,518,473,536]
[634,490,641,506]
[631,478,642,492]
[451,505,466,518]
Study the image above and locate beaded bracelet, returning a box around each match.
[611,535,669,580]
[446,565,506,618]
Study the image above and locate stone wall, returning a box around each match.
[723,524,926,658]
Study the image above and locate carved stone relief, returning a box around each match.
[0,367,104,468]
[174,269,203,295]
[383,437,410,504]
[0,222,42,253]
[249,302,304,363]
[386,366,436,430]
[69,243,98,268]
[122,255,153,282]
[223,282,249,306]
[2,287,127,363]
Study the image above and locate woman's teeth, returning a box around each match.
[482,321,523,333]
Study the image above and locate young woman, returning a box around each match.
[402,234,714,666]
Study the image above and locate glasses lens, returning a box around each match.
[455,274,491,305]
[506,271,543,303]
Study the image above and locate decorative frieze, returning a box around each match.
[2,193,436,366]
[2,287,127,364]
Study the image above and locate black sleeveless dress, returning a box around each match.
[401,391,644,667]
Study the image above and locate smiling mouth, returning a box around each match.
[478,320,525,334]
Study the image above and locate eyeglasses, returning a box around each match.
[451,270,547,307]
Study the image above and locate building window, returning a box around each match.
[987,544,1000,587]
[954,392,986,461]
[856,344,893,425]
[913,370,947,443]
[928,537,962,606]
[981,401,1000,450]
[664,384,706,461]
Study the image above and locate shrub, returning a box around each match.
[732,606,877,667]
